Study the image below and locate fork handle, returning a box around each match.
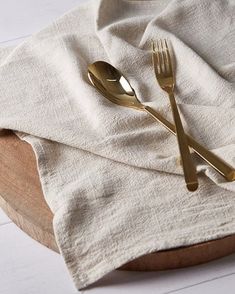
[168,93,199,191]
[144,105,235,182]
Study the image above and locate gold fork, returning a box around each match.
[152,39,198,191]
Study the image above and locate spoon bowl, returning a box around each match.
[88,61,143,110]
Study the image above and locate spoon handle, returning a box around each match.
[144,106,235,182]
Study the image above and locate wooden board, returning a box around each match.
[1,129,235,271]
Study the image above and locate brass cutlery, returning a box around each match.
[152,39,198,191]
[87,61,235,183]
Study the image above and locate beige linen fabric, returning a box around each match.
[0,0,235,289]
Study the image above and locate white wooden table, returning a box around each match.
[1,1,235,293]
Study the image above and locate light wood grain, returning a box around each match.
[0,208,11,224]
[0,130,57,252]
[1,130,235,271]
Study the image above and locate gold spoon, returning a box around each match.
[88,61,235,184]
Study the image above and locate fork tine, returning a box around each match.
[160,39,168,74]
[162,39,170,74]
[164,39,173,74]
[151,39,155,52]
[156,40,164,74]
[151,40,160,75]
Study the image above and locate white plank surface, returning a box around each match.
[0,36,29,47]
[0,0,235,293]
[0,0,87,42]
[1,217,235,294]
[178,274,235,294]
[0,223,78,294]
[89,254,235,293]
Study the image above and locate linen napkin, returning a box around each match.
[0,0,235,289]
